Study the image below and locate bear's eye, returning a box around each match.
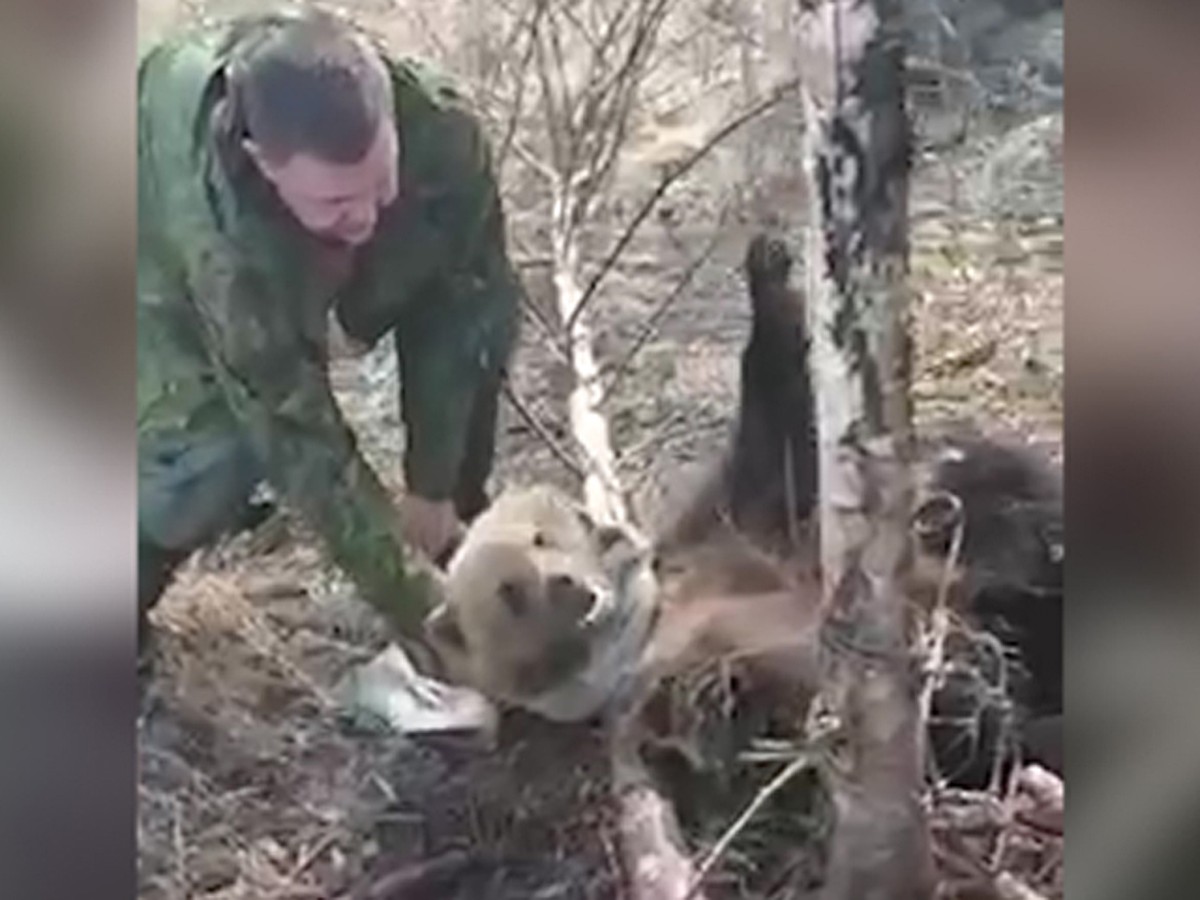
[532,530,549,548]
[498,580,530,617]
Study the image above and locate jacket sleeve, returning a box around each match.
[185,244,437,637]
[395,107,521,501]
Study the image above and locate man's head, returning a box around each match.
[225,10,398,245]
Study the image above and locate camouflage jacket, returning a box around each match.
[137,20,521,633]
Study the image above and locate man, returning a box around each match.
[137,8,521,658]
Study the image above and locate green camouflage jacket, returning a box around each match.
[137,20,521,634]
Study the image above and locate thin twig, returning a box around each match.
[620,416,726,489]
[579,0,672,193]
[546,4,579,161]
[917,490,965,774]
[520,290,574,363]
[284,830,340,883]
[599,217,728,404]
[567,79,800,332]
[501,379,587,481]
[558,1,602,54]
[686,752,816,898]
[508,136,559,182]
[493,0,551,175]
[533,18,568,175]
[513,255,555,269]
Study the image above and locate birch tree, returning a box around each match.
[796,0,935,896]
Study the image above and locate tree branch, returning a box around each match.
[566,79,799,333]
[600,210,729,405]
[500,379,587,481]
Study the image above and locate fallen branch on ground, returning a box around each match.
[611,723,711,900]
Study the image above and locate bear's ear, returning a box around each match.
[573,504,635,551]
[595,524,630,555]
[567,493,614,538]
[425,603,467,651]
[573,504,599,536]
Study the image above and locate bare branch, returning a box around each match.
[600,213,729,405]
[508,136,559,183]
[533,19,568,175]
[492,0,551,175]
[566,79,799,332]
[611,717,710,900]
[500,379,587,481]
[576,0,672,190]
[686,753,817,899]
[519,295,573,365]
[557,1,603,55]
[915,490,965,773]
[546,4,579,144]
[549,184,630,524]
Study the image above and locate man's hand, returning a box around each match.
[398,494,464,564]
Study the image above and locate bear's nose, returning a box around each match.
[546,574,597,622]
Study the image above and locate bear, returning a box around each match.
[422,482,825,727]
[423,484,660,722]
[423,231,1063,792]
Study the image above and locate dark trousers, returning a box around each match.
[137,431,266,646]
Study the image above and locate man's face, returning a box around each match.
[246,119,400,246]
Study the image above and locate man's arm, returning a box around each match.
[395,107,522,506]
[186,250,437,637]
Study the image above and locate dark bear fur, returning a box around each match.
[655,233,818,556]
[917,432,1063,787]
[658,232,1063,789]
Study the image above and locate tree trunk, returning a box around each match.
[549,183,630,527]
[795,0,934,897]
[549,178,698,898]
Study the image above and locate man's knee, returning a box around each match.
[138,431,264,552]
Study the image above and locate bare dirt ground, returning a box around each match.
[136,2,1063,897]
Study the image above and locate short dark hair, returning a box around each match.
[221,8,392,165]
